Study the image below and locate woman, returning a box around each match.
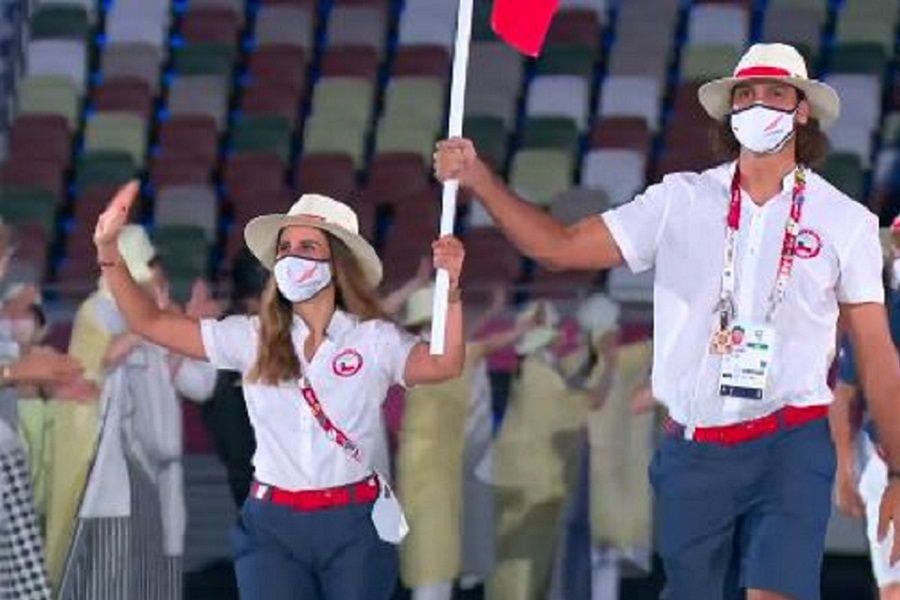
[50,225,219,599]
[93,183,466,599]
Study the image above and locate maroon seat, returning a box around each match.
[546,9,601,51]
[652,148,719,182]
[590,117,651,155]
[9,115,71,168]
[181,8,241,45]
[241,83,301,125]
[0,159,65,200]
[158,116,220,164]
[248,45,307,91]
[151,156,213,188]
[224,154,287,196]
[364,153,429,206]
[92,77,154,120]
[393,46,450,79]
[461,227,522,285]
[295,153,357,198]
[229,185,293,225]
[320,45,379,79]
[14,223,49,269]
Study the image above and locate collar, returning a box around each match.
[291,309,354,340]
[724,161,796,197]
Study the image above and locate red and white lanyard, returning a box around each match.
[716,166,808,330]
[299,376,363,464]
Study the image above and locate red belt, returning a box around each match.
[250,476,380,512]
[665,404,829,446]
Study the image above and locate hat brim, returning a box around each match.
[244,214,383,287]
[698,76,840,128]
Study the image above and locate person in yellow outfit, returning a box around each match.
[397,284,534,600]
[487,300,592,600]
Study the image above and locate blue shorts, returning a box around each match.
[231,497,398,600]
[650,418,835,600]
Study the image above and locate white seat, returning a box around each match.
[526,75,590,130]
[825,74,881,129]
[608,266,654,304]
[467,200,495,228]
[255,6,315,50]
[398,0,458,49]
[598,75,663,130]
[827,121,875,166]
[155,185,218,241]
[687,4,749,47]
[26,39,87,95]
[581,149,646,206]
[168,76,229,130]
[106,9,168,49]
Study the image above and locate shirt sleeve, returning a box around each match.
[199,315,257,372]
[837,212,885,305]
[600,178,673,273]
[372,321,419,387]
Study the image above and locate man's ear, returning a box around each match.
[796,96,811,125]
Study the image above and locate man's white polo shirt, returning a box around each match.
[200,310,417,491]
[602,161,884,427]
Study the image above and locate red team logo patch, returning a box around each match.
[795,229,822,259]
[332,349,363,377]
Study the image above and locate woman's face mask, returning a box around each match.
[273,256,333,303]
[730,103,798,155]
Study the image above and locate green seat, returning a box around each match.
[85,113,147,167]
[768,0,828,22]
[882,112,900,146]
[309,78,374,129]
[464,115,508,169]
[374,117,438,161]
[0,186,57,232]
[536,44,595,79]
[472,0,495,41]
[152,225,209,280]
[173,43,236,76]
[836,1,898,50]
[16,76,80,130]
[303,116,368,168]
[521,117,579,154]
[681,44,743,82]
[381,77,445,129]
[232,115,293,161]
[822,153,864,200]
[31,5,90,40]
[510,149,574,206]
[830,43,888,75]
[75,150,138,188]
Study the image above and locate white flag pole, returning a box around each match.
[429,0,474,355]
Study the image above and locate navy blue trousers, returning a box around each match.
[231,498,398,599]
[650,418,835,600]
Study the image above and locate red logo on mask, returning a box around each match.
[332,349,363,377]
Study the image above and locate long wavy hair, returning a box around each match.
[247,232,386,384]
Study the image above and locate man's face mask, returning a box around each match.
[273,256,333,303]
[730,103,798,155]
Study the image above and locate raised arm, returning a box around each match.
[94,182,207,360]
[434,138,624,272]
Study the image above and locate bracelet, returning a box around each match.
[448,287,462,303]
[98,258,120,269]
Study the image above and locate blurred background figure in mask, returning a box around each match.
[48,225,220,599]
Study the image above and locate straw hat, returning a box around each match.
[118,225,156,283]
[403,285,434,327]
[576,293,621,343]
[244,194,383,287]
[698,43,840,128]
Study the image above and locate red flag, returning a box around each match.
[491,0,559,57]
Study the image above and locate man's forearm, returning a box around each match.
[469,166,572,268]
[863,359,900,468]
[829,383,861,463]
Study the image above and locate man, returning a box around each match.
[831,223,900,600]
[434,43,900,600]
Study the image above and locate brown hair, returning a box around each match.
[711,118,830,167]
[247,232,387,384]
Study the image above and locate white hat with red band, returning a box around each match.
[698,43,841,128]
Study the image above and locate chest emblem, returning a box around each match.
[795,229,822,259]
[332,349,364,377]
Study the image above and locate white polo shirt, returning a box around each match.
[603,161,884,427]
[200,310,418,491]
